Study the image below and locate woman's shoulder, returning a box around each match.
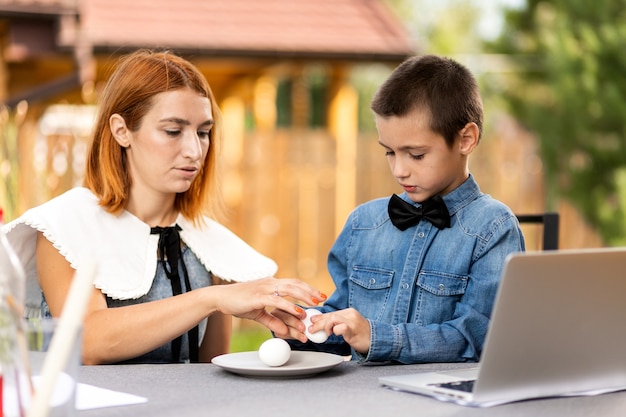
[22,187,99,218]
[3,188,99,234]
[177,216,278,282]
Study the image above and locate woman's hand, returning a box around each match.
[213,278,327,342]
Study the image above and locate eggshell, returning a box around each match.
[258,338,291,367]
[302,309,329,343]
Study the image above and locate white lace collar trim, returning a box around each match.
[4,188,277,300]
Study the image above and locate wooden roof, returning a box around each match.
[0,0,415,61]
[0,0,415,106]
[84,0,413,61]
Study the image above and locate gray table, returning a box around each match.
[77,361,626,417]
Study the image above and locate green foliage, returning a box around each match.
[0,307,16,366]
[230,326,273,353]
[0,105,23,221]
[487,0,626,245]
[385,0,484,54]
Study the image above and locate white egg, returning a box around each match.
[258,338,291,367]
[302,308,329,343]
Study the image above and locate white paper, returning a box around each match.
[5,375,147,412]
[75,382,147,410]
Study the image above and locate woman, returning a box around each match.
[3,50,326,365]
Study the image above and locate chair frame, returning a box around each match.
[515,212,559,250]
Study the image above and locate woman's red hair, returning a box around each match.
[83,49,223,223]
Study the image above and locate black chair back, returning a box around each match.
[516,213,559,250]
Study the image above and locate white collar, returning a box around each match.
[4,188,277,300]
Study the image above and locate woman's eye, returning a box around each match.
[410,153,425,160]
[165,129,181,137]
[198,130,211,140]
[384,150,394,156]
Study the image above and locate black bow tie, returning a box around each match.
[388,194,451,231]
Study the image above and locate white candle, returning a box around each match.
[26,259,96,417]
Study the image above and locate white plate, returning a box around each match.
[212,351,344,377]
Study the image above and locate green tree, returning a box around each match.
[385,0,484,55]
[487,0,626,245]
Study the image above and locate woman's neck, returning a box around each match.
[125,192,178,227]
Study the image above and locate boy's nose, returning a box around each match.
[392,158,410,179]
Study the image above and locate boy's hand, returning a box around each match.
[309,308,371,354]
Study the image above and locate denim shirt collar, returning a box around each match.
[398,173,482,218]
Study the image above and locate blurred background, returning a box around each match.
[0,0,624,350]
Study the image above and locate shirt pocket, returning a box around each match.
[415,271,468,324]
[349,266,394,321]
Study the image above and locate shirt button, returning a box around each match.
[418,232,425,238]
[369,278,376,285]
[438,284,445,291]
[402,283,410,290]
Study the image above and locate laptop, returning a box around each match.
[379,247,626,407]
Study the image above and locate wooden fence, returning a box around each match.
[221,117,603,297]
[5,114,604,300]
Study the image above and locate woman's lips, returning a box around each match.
[177,167,199,179]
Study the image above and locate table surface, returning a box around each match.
[77,360,626,417]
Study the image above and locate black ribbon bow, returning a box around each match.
[151,225,199,363]
[388,194,451,231]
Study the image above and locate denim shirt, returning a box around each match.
[301,175,525,364]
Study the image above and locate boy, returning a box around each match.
[288,55,525,363]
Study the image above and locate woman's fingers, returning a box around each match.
[214,277,325,343]
[271,278,327,306]
[249,310,289,336]
[270,308,309,342]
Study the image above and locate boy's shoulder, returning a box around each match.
[455,193,517,232]
[459,192,512,213]
[348,196,392,228]
[444,175,517,230]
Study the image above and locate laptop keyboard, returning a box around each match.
[429,379,475,393]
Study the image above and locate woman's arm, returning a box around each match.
[199,277,232,362]
[36,232,323,365]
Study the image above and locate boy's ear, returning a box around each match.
[109,114,131,148]
[458,122,479,155]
